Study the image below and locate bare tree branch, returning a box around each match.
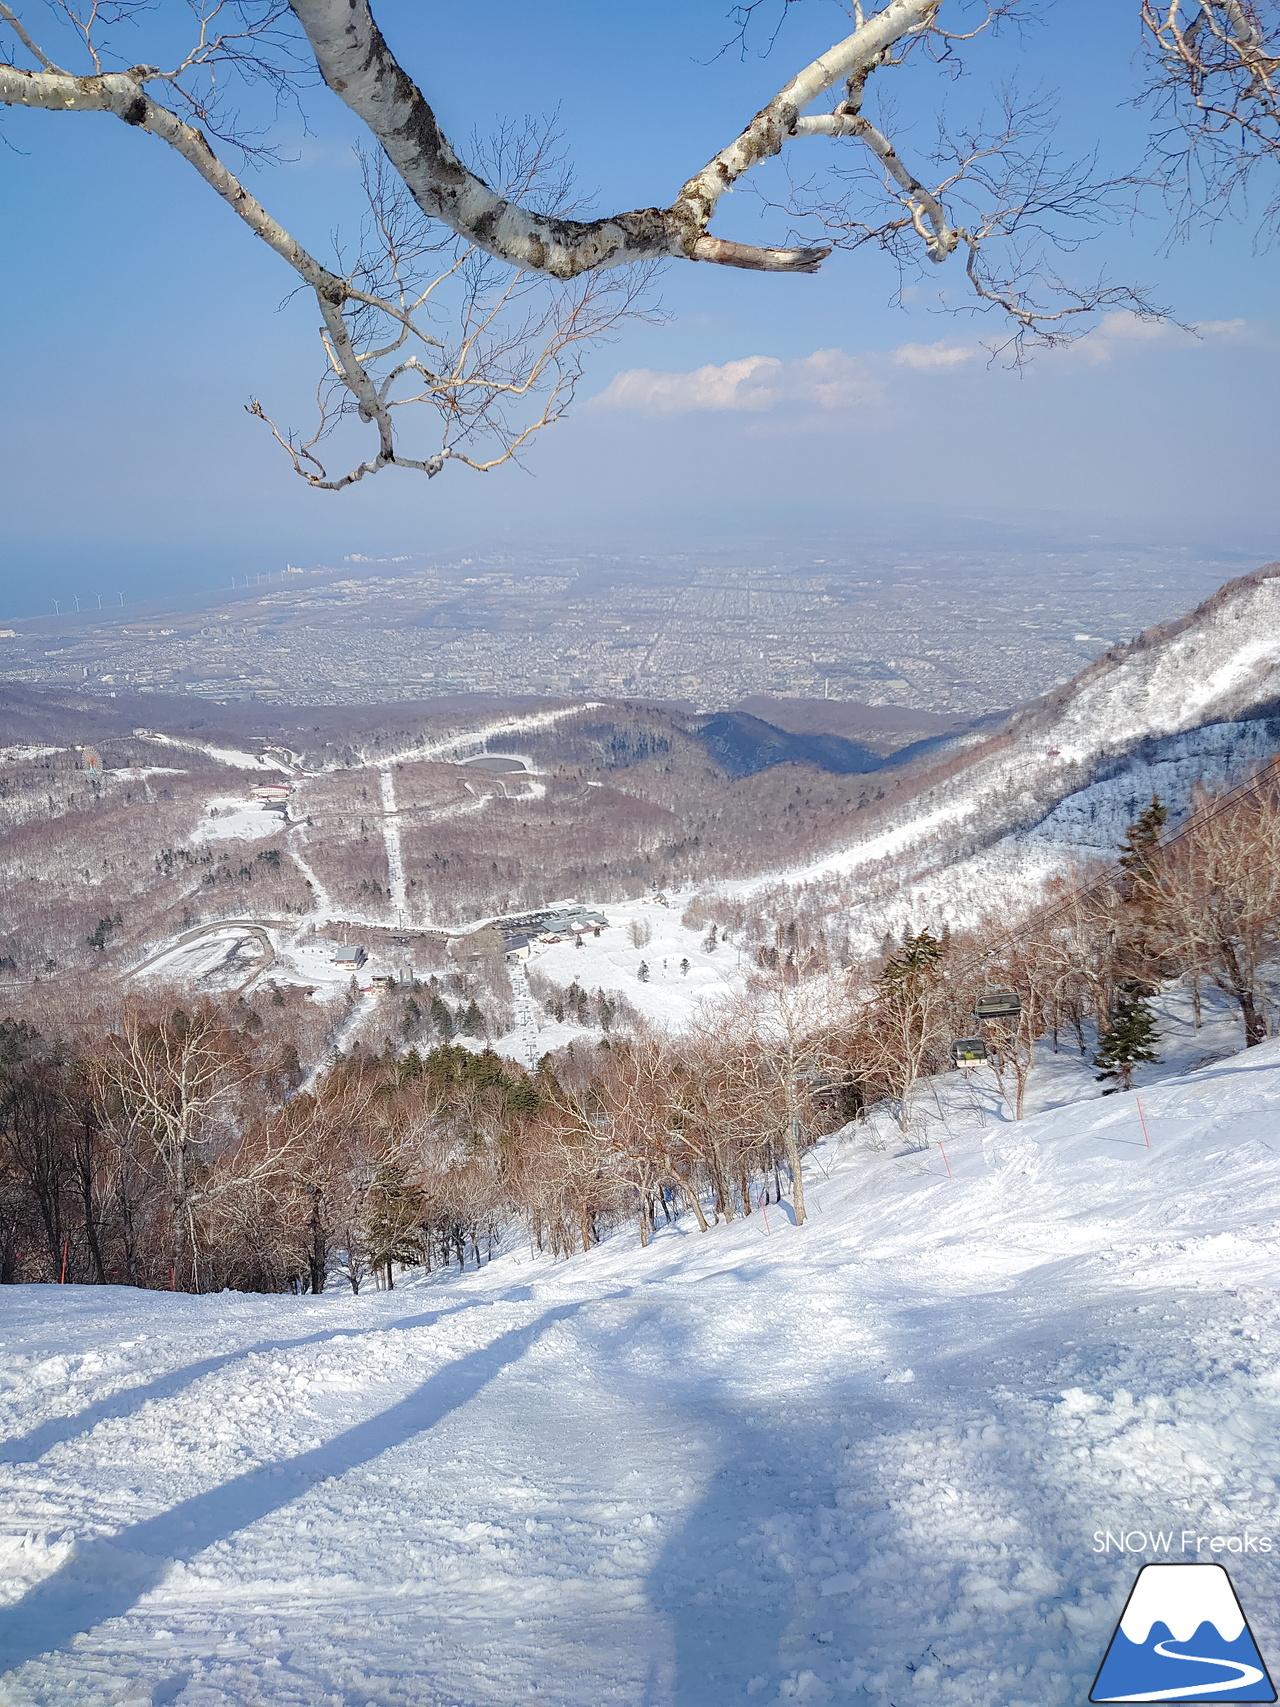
[1140,0,1280,237]
[0,0,1223,488]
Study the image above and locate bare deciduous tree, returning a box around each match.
[1140,0,1280,235]
[711,973,853,1223]
[1134,780,1280,1045]
[93,1003,249,1287]
[0,0,1182,486]
[851,930,952,1137]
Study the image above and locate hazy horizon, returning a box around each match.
[2,3,1276,623]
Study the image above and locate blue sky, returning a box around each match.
[1,0,1276,618]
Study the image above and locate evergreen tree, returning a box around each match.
[87,913,122,951]
[1094,989,1162,1092]
[636,961,650,983]
[1119,793,1168,878]
[459,1000,484,1037]
[429,994,455,1038]
[878,928,945,995]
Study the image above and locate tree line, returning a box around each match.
[2,767,1277,1290]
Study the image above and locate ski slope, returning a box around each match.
[1,1033,1279,1706]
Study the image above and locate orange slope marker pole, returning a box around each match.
[937,1141,953,1179]
[1136,1097,1151,1148]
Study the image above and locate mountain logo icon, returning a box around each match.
[1091,1563,1276,1702]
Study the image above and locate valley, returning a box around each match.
[4,564,1279,1072]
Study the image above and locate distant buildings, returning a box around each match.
[331,945,367,971]
[544,907,609,940]
[515,907,609,947]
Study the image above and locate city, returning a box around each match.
[0,541,1244,715]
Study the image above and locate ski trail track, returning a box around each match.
[327,713,570,936]
[296,989,379,1096]
[2,1045,1280,1705]
[338,702,601,775]
[378,765,409,926]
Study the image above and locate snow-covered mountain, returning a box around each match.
[731,564,1280,939]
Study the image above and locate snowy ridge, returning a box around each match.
[1,1014,1279,1705]
[718,567,1280,928]
[849,716,1280,950]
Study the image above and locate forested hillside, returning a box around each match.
[3,755,1278,1291]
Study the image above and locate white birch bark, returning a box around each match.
[286,0,943,276]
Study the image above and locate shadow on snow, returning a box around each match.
[0,1304,581,1678]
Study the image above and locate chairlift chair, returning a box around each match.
[973,989,1022,1021]
[952,1037,988,1065]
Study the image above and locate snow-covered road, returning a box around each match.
[2,1043,1279,1706]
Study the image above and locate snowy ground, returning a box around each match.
[2,1001,1278,1706]
[191,802,288,846]
[524,898,747,1045]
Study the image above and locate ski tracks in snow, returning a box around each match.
[378,764,410,926]
[3,1044,1280,1704]
[5,1263,1277,1707]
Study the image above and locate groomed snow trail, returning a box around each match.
[2,1044,1280,1706]
[379,766,410,927]
[334,703,603,774]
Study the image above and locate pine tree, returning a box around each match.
[429,994,455,1038]
[1119,793,1168,878]
[636,961,650,983]
[1094,990,1162,1092]
[361,1165,425,1290]
[878,928,945,995]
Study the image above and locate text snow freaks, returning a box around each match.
[1092,1531,1275,1556]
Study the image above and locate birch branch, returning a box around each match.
[286,0,946,276]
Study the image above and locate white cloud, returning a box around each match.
[892,340,978,370]
[591,314,1260,416]
[1067,311,1252,365]
[596,355,781,414]
[592,347,880,415]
